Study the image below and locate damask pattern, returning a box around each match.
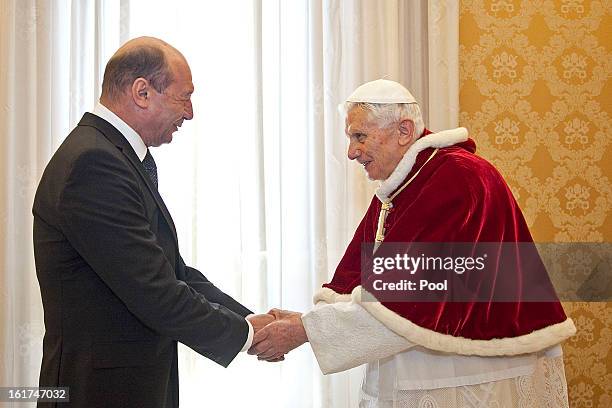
[459,1,611,406]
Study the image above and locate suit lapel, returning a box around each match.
[78,113,179,245]
[119,147,179,246]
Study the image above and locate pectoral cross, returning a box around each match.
[374,201,393,252]
[372,148,439,253]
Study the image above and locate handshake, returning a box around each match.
[246,309,308,362]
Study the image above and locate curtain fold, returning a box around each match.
[426,0,459,130]
[400,0,460,131]
[0,0,126,398]
[1,0,57,390]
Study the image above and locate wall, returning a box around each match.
[459,0,611,406]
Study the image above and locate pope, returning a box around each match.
[249,79,575,407]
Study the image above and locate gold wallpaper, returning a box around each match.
[459,1,611,407]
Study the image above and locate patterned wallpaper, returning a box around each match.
[459,1,611,407]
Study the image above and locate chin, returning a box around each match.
[163,134,173,144]
[364,170,380,181]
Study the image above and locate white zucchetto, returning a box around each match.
[346,79,417,104]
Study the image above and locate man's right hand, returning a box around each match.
[246,313,285,361]
[247,310,307,361]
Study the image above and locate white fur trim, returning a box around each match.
[376,127,469,202]
[313,287,352,304]
[314,286,576,357]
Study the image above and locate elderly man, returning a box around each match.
[250,80,575,407]
[33,37,273,408]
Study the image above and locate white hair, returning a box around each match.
[342,102,425,138]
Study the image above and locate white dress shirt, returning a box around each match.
[90,102,254,352]
[93,103,148,160]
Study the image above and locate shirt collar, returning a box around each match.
[91,102,148,161]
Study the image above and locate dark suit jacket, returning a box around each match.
[33,113,252,408]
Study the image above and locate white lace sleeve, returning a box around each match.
[301,301,414,374]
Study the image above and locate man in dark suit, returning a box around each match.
[33,37,273,408]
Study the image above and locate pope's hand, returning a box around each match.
[247,310,307,361]
[267,308,295,320]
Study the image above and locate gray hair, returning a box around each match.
[343,102,425,138]
[101,45,174,100]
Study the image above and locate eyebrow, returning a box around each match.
[346,124,365,136]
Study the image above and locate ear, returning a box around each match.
[131,78,150,109]
[398,119,415,146]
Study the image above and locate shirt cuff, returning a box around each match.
[240,314,255,352]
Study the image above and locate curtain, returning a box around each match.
[0,1,459,407]
[0,0,128,395]
[401,0,459,130]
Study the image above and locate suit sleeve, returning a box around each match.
[58,149,247,367]
[177,256,253,317]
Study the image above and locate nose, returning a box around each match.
[184,100,194,120]
[347,140,361,161]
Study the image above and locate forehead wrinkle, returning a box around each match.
[346,107,375,136]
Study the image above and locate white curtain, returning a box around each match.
[0,0,128,397]
[401,0,459,131]
[0,1,458,407]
